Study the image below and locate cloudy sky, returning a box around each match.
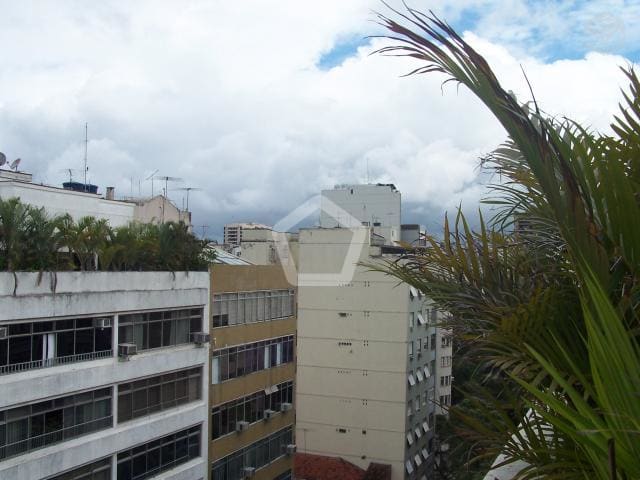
[0,1,638,239]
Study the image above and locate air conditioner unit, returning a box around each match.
[285,444,297,455]
[280,402,293,412]
[243,467,256,478]
[118,343,137,358]
[191,332,210,346]
[235,421,250,433]
[263,409,276,420]
[0,326,7,339]
[94,317,112,328]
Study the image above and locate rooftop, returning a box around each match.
[294,453,391,480]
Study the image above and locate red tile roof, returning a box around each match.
[294,453,365,480]
[294,454,392,480]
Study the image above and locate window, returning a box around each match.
[407,373,416,387]
[118,367,201,423]
[441,356,452,368]
[414,397,420,412]
[118,308,202,351]
[0,387,112,461]
[409,313,415,329]
[117,425,200,480]
[211,427,293,480]
[0,317,112,375]
[417,312,426,326]
[416,369,424,382]
[211,381,293,439]
[47,457,111,480]
[430,360,436,373]
[408,341,413,357]
[212,290,295,328]
[430,333,436,350]
[211,336,294,384]
[441,336,452,348]
[416,338,422,352]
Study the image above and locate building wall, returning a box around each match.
[133,195,186,226]
[209,264,296,480]
[295,228,435,480]
[0,271,210,480]
[320,184,401,232]
[0,180,135,227]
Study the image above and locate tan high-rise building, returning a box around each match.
[209,263,297,480]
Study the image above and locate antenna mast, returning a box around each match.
[83,122,88,187]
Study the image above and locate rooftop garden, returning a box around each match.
[0,197,213,272]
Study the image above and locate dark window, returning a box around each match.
[211,427,293,480]
[0,317,113,375]
[117,368,201,423]
[212,290,295,329]
[211,381,293,440]
[118,308,202,352]
[211,336,294,384]
[0,388,112,461]
[117,425,200,480]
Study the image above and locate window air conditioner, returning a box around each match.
[0,326,7,339]
[118,343,137,358]
[280,402,293,413]
[263,409,276,420]
[285,444,297,455]
[243,467,256,478]
[235,421,250,433]
[191,332,210,346]
[94,317,112,328]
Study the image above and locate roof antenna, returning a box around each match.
[83,122,88,189]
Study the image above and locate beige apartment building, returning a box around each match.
[209,263,297,480]
[295,227,442,480]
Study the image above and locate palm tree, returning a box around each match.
[0,197,30,271]
[371,5,640,479]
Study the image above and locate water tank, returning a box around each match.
[62,182,99,194]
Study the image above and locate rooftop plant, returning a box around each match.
[0,197,212,272]
[370,5,640,479]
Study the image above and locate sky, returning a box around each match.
[0,0,638,240]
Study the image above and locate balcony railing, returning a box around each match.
[0,415,113,461]
[0,350,113,376]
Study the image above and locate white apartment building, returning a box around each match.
[296,228,443,480]
[0,168,190,228]
[0,271,210,480]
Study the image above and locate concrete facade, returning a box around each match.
[0,271,210,480]
[209,264,296,480]
[295,228,440,480]
[320,184,401,238]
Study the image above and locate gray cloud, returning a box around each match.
[0,1,635,241]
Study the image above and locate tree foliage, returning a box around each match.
[0,197,212,272]
[370,4,640,479]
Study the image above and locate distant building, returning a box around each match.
[295,185,451,480]
[0,168,191,229]
[223,222,271,247]
[233,228,299,267]
[209,262,297,480]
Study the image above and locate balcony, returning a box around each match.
[0,350,113,376]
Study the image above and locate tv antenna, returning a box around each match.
[9,158,21,171]
[0,152,6,167]
[145,169,160,197]
[157,176,182,222]
[83,123,88,186]
[60,168,79,182]
[174,186,201,211]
